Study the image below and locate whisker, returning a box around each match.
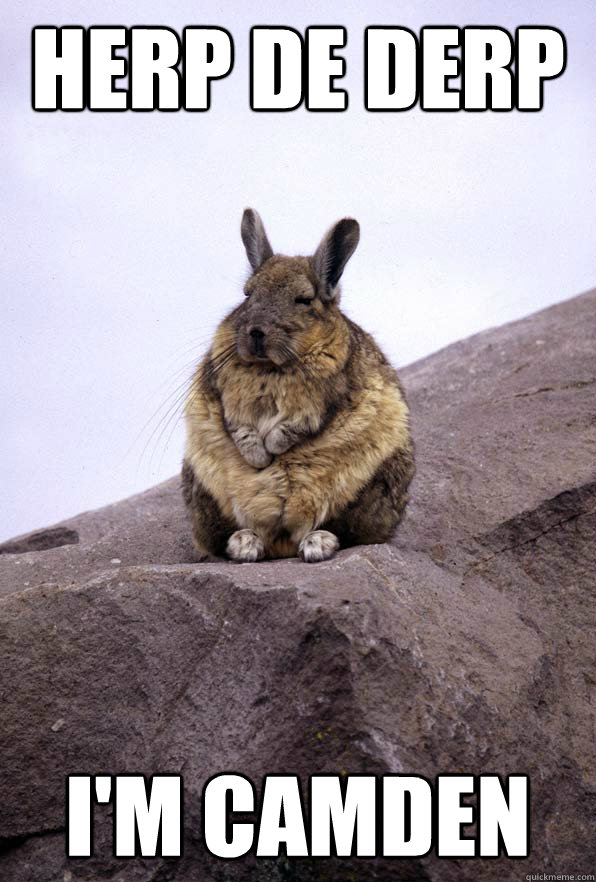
[280,343,321,389]
[126,371,197,467]
[136,379,195,478]
[278,342,355,446]
[124,334,238,485]
[203,345,239,380]
[148,386,193,474]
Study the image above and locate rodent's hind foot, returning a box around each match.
[299,530,339,563]
[226,529,265,563]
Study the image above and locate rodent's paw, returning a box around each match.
[299,530,339,563]
[264,424,293,455]
[240,444,273,469]
[226,529,265,563]
[230,427,273,468]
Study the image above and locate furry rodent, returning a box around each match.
[182,209,414,563]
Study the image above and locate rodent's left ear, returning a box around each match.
[241,208,274,272]
[312,218,360,300]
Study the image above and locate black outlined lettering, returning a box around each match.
[32,24,567,113]
[436,774,476,858]
[420,26,461,111]
[66,773,116,858]
[255,774,308,857]
[305,27,347,111]
[309,773,376,856]
[32,26,84,110]
[365,27,419,111]
[516,26,566,110]
[130,27,181,111]
[383,774,433,857]
[88,26,128,111]
[250,27,304,111]
[462,27,514,111]
[66,771,531,860]
[202,773,256,859]
[183,27,234,111]
[478,774,530,858]
[95,775,112,803]
[113,774,182,858]
[66,775,93,857]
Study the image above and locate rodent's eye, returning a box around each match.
[295,297,313,306]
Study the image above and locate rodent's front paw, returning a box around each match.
[264,424,293,455]
[230,426,272,469]
[240,444,273,469]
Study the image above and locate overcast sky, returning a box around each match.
[1,0,594,542]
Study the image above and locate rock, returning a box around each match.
[0,526,79,555]
[0,291,594,881]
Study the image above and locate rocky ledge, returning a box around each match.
[1,291,594,881]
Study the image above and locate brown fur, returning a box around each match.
[182,211,414,562]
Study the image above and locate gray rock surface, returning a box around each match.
[1,291,594,881]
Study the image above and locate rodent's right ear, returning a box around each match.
[241,208,274,272]
[312,218,360,300]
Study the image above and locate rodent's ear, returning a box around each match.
[312,218,360,300]
[241,208,274,272]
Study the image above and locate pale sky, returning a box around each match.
[1,0,595,541]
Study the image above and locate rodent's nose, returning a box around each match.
[248,327,267,358]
